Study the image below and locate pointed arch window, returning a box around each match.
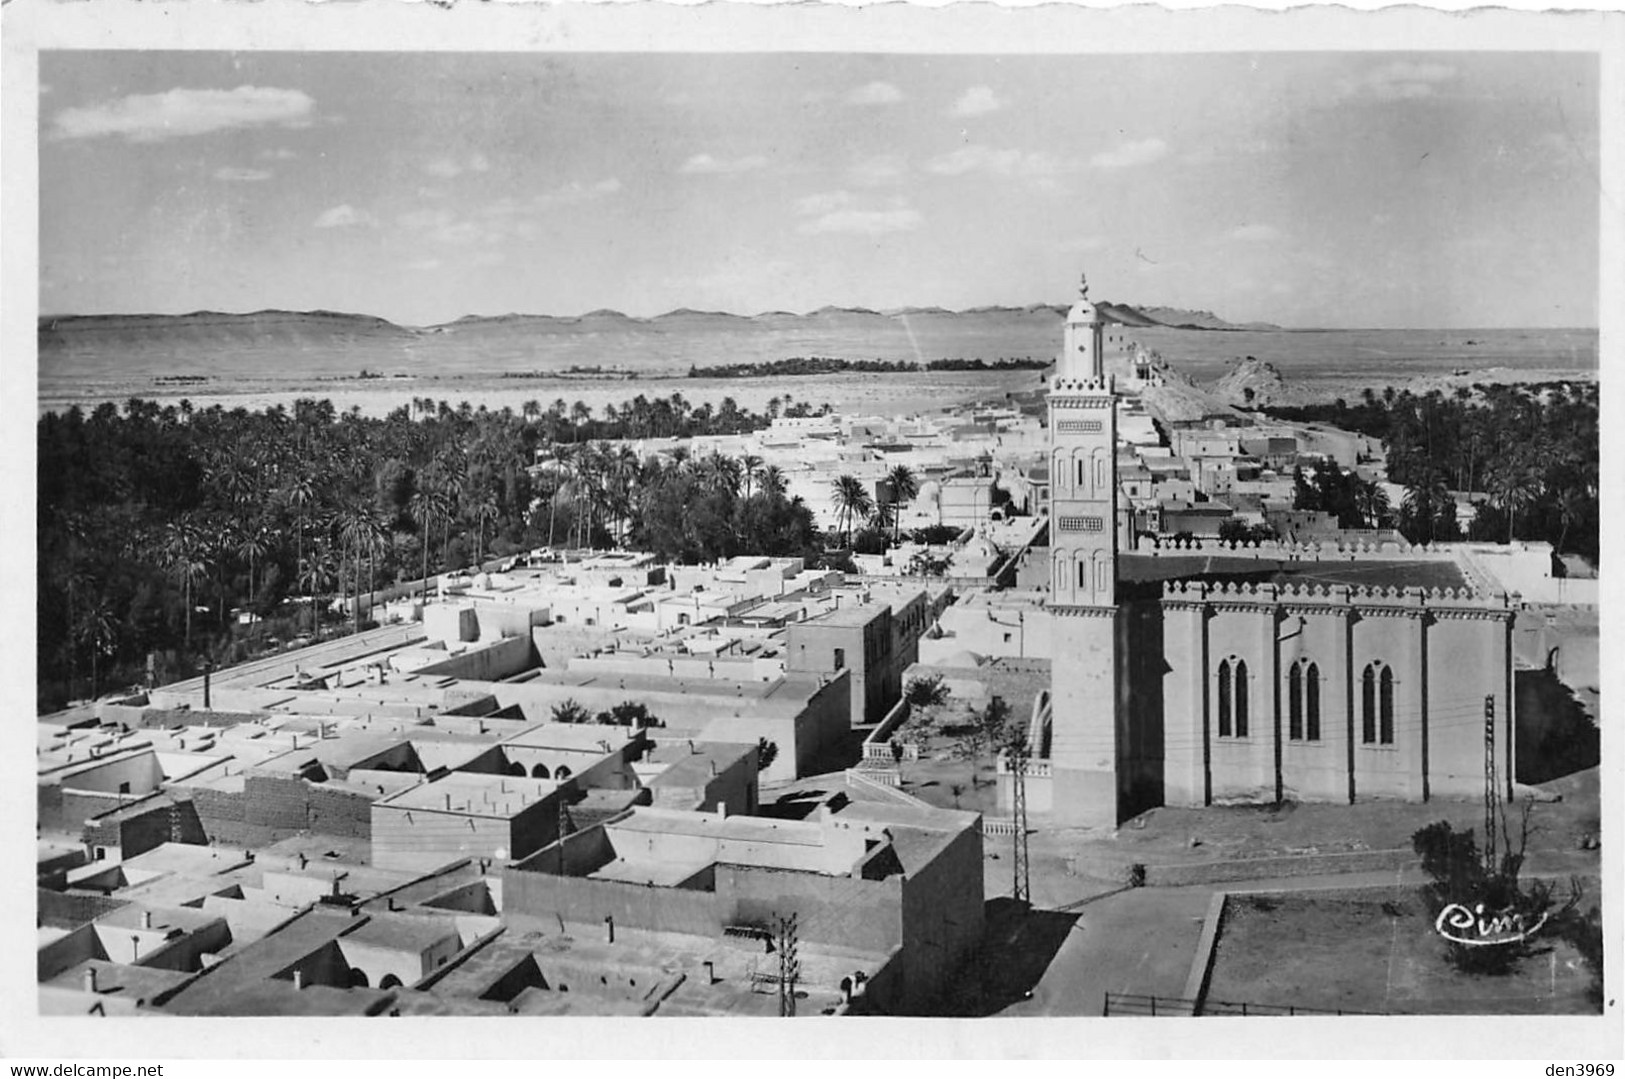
[1362,664,1377,743]
[1288,662,1303,741]
[1362,661,1394,745]
[1216,657,1249,738]
[1379,665,1395,744]
[1289,659,1321,741]
[1234,660,1249,737]
[1305,663,1321,741]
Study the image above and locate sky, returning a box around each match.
[38,51,1600,329]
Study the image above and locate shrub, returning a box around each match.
[905,675,949,708]
[550,698,591,725]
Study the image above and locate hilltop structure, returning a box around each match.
[1008,274,1518,827]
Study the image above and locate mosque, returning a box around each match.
[1012,275,1518,827]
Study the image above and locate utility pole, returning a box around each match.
[1483,694,1498,877]
[1010,735,1031,907]
[775,912,800,1017]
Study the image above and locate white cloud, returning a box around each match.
[793,187,919,235]
[949,86,1003,118]
[794,190,855,217]
[313,204,375,229]
[925,144,1062,179]
[678,153,770,175]
[407,258,442,272]
[1229,224,1282,243]
[213,166,273,183]
[1089,138,1169,169]
[845,81,903,106]
[531,177,623,207]
[848,154,907,186]
[258,147,298,161]
[1340,61,1456,102]
[424,153,493,179]
[50,86,315,142]
[798,208,921,236]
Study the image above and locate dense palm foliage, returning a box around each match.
[36,393,829,711]
[1266,381,1598,559]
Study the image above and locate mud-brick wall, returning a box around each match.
[501,865,725,937]
[38,888,130,929]
[244,775,311,834]
[898,825,985,1012]
[716,865,902,957]
[190,786,255,846]
[305,785,374,840]
[39,786,136,835]
[82,800,206,859]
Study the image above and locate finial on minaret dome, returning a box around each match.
[1078,271,1090,301]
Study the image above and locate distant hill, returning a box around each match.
[37,299,1287,387]
[1137,306,1283,332]
[41,308,411,340]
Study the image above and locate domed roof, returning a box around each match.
[1065,271,1098,324]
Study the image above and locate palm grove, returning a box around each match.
[1266,381,1599,561]
[37,393,924,711]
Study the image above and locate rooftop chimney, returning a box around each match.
[83,968,98,994]
[140,911,152,930]
[292,970,305,991]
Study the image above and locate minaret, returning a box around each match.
[1047,272,1123,826]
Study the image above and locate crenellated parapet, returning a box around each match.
[1145,535,1448,560]
[1050,375,1115,397]
[1159,577,1516,618]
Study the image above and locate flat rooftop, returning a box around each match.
[501,722,639,752]
[379,773,557,816]
[802,603,887,628]
[646,742,755,789]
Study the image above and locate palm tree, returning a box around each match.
[829,474,874,548]
[470,491,499,566]
[1352,479,1391,531]
[1489,456,1540,544]
[408,489,445,609]
[161,519,208,652]
[698,450,741,498]
[741,454,764,501]
[282,474,317,605]
[336,509,383,633]
[74,597,118,700]
[1399,470,1453,545]
[884,463,919,544]
[760,464,788,501]
[296,552,334,636]
[235,522,272,615]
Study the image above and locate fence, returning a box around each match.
[843,768,935,810]
[1102,992,1385,1018]
[861,698,918,762]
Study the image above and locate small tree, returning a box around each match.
[598,700,656,729]
[978,695,1013,748]
[757,737,779,771]
[550,697,591,725]
[905,675,950,708]
[1411,798,1578,976]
